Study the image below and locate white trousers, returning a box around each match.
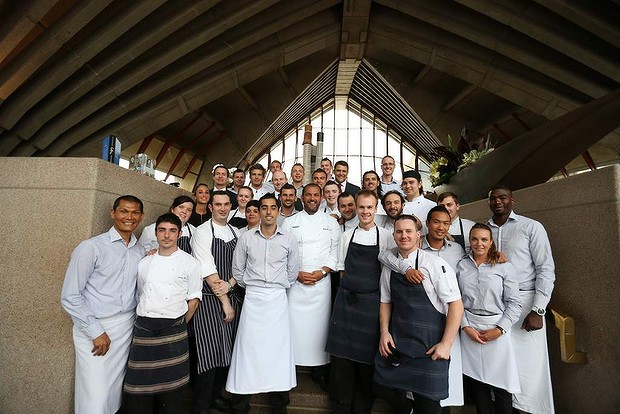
[73,311,135,414]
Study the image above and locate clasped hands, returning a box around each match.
[211,279,231,296]
[297,270,326,285]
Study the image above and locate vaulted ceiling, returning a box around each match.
[1,0,618,184]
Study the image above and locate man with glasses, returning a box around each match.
[379,156,402,196]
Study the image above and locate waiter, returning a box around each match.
[282,183,341,390]
[487,185,555,414]
[375,215,463,414]
[61,195,145,414]
[123,213,202,413]
[401,170,436,232]
[226,194,300,414]
[325,190,395,413]
[191,191,244,414]
[379,206,466,409]
[437,192,475,252]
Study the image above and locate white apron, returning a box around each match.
[461,311,521,393]
[512,291,555,414]
[288,276,331,366]
[440,333,464,407]
[73,311,135,414]
[226,287,296,394]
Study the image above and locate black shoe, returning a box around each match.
[210,397,233,412]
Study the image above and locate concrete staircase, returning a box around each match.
[180,368,477,413]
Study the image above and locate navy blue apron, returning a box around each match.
[374,251,449,401]
[326,227,381,364]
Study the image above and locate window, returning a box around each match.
[254,98,430,188]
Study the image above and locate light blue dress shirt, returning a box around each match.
[61,226,145,340]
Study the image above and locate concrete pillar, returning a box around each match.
[0,157,186,413]
[458,165,620,414]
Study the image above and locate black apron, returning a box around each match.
[177,223,192,254]
[452,218,466,251]
[228,208,248,229]
[190,222,243,373]
[374,251,449,401]
[326,227,381,364]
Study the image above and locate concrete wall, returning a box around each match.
[459,164,620,413]
[0,158,186,413]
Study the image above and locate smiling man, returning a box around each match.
[61,195,145,414]
[326,190,395,414]
[379,206,466,409]
[487,185,556,414]
[226,193,300,414]
[282,183,341,390]
[123,213,202,413]
[337,192,358,231]
[375,215,463,414]
[334,160,360,195]
[380,155,402,196]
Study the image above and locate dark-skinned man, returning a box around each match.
[487,185,555,414]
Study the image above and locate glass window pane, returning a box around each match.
[387,134,400,161]
[348,127,360,156]
[361,128,374,162]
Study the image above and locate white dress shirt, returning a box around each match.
[379,248,461,314]
[191,219,238,277]
[336,225,395,271]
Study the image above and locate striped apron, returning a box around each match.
[375,259,449,401]
[124,316,190,395]
[326,227,381,364]
[190,222,242,374]
[177,223,192,254]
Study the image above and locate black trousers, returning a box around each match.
[373,382,442,414]
[329,356,375,414]
[123,390,182,414]
[192,366,229,412]
[230,391,290,414]
[464,375,513,414]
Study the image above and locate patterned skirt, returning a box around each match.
[123,316,189,395]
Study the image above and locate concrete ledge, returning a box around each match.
[0,157,187,413]
[459,165,620,414]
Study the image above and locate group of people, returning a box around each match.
[61,156,556,414]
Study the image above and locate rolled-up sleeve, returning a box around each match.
[191,225,218,278]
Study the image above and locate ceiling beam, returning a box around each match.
[155,112,202,165]
[442,84,476,112]
[335,0,371,108]
[532,0,620,48]
[454,0,620,83]
[13,0,337,153]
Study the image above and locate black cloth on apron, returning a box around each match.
[190,222,243,374]
[228,208,248,229]
[452,218,466,251]
[326,227,381,364]
[374,251,449,401]
[188,210,211,228]
[177,223,192,254]
[124,316,189,395]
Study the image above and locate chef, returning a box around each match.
[437,192,475,252]
[282,183,341,390]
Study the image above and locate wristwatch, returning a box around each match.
[320,268,328,276]
[496,325,507,335]
[532,306,546,316]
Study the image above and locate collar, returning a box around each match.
[488,210,519,227]
[255,225,284,239]
[421,236,450,251]
[381,175,397,185]
[108,226,137,247]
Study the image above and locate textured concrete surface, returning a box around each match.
[459,164,620,414]
[0,157,186,413]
